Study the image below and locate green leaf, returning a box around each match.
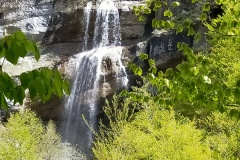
[183,19,191,28]
[173,2,180,7]
[23,40,40,61]
[148,59,155,67]
[194,33,202,42]
[12,42,27,58]
[135,67,142,76]
[204,23,215,31]
[0,94,8,110]
[139,53,148,60]
[215,0,223,5]
[138,15,145,22]
[164,9,173,18]
[165,68,174,76]
[202,3,210,12]
[20,72,29,88]
[35,77,46,101]
[13,30,26,41]
[190,67,199,76]
[219,22,228,31]
[0,40,4,58]
[187,27,195,36]
[28,81,37,99]
[53,70,63,97]
[5,48,19,65]
[177,62,190,74]
[200,13,207,21]
[62,80,70,95]
[43,79,52,102]
[15,87,25,105]
[176,25,183,34]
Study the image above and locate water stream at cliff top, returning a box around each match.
[59,0,128,159]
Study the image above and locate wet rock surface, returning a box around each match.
[0,0,194,121]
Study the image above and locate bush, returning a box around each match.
[199,111,240,159]
[0,109,62,160]
[94,100,212,160]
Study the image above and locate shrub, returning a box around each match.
[199,111,240,159]
[94,100,212,160]
[0,109,62,160]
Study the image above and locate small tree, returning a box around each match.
[0,30,69,110]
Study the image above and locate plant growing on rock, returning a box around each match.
[0,30,69,110]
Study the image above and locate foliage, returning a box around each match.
[0,110,87,160]
[199,111,240,159]
[0,109,62,160]
[94,98,212,160]
[129,0,240,118]
[94,0,240,159]
[0,31,69,110]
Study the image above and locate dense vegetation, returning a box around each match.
[0,110,86,160]
[0,31,69,110]
[94,0,240,159]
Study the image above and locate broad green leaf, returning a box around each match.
[13,30,26,41]
[139,53,148,60]
[200,13,207,21]
[148,59,155,67]
[173,2,180,7]
[190,67,199,76]
[28,81,37,99]
[35,77,46,101]
[187,27,195,36]
[164,9,173,18]
[202,3,210,12]
[138,15,145,22]
[23,40,40,61]
[165,68,174,76]
[62,80,70,95]
[143,8,151,14]
[12,42,27,58]
[20,72,29,88]
[15,87,25,105]
[43,79,52,102]
[53,70,63,97]
[177,62,190,74]
[215,0,223,5]
[5,48,19,65]
[0,40,4,57]
[183,19,191,28]
[0,94,8,110]
[176,25,183,34]
[135,67,142,76]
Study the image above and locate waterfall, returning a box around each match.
[59,0,128,159]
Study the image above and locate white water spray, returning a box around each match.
[60,0,128,158]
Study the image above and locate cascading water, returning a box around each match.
[60,0,128,159]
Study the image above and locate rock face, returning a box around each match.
[0,0,149,55]
[123,29,193,71]
[0,0,195,121]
